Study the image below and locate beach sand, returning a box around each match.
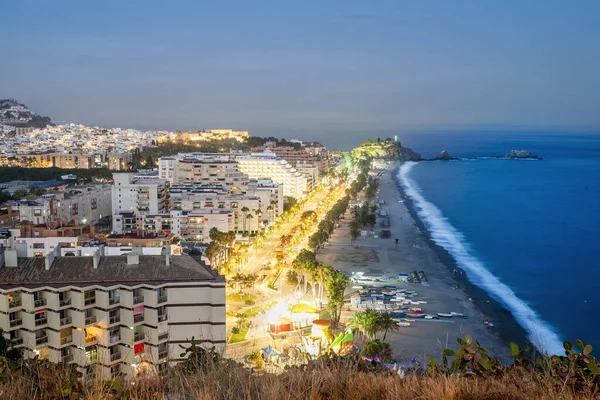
[317,162,527,364]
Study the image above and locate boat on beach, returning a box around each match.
[438,313,454,318]
[450,312,465,317]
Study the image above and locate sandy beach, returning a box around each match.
[317,162,528,364]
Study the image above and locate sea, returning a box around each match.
[395,131,600,355]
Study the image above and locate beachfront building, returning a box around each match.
[0,247,226,380]
[12,185,112,226]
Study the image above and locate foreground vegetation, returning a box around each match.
[1,337,600,399]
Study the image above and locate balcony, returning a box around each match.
[36,336,48,346]
[59,298,71,307]
[158,313,168,322]
[9,319,22,328]
[62,353,73,362]
[109,315,120,325]
[61,336,73,345]
[109,297,120,306]
[134,332,144,342]
[9,299,22,309]
[157,295,168,304]
[110,352,121,362]
[84,297,96,306]
[158,350,168,359]
[158,332,168,341]
[85,316,97,325]
[35,317,48,326]
[12,337,23,346]
[133,296,144,304]
[133,314,144,323]
[60,317,72,326]
[34,298,47,308]
[109,335,120,345]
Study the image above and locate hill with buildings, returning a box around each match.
[0,99,53,132]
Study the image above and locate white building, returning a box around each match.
[158,154,247,190]
[235,150,307,198]
[112,173,168,217]
[0,247,225,380]
[158,151,307,199]
[170,193,262,234]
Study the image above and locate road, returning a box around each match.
[225,180,349,357]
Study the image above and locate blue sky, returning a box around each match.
[1,0,599,141]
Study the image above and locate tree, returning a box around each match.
[254,209,263,233]
[246,213,254,233]
[377,312,399,341]
[280,234,292,250]
[349,220,360,244]
[286,270,299,286]
[361,339,393,363]
[301,210,317,226]
[347,309,380,340]
[325,269,349,328]
[204,242,221,267]
[11,189,28,200]
[28,188,46,196]
[209,227,221,242]
[240,207,249,234]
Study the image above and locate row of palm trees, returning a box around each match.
[238,199,279,236]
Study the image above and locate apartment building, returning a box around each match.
[236,150,307,198]
[158,154,248,191]
[170,193,262,234]
[14,185,112,226]
[170,209,234,240]
[0,248,226,380]
[250,144,328,172]
[112,173,168,217]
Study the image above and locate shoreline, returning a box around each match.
[392,162,530,355]
[317,161,528,363]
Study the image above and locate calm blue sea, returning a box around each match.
[396,131,600,355]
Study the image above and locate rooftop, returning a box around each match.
[0,254,223,288]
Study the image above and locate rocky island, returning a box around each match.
[504,150,541,159]
[434,149,457,160]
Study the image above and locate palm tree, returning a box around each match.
[347,309,380,340]
[246,213,254,234]
[254,209,262,234]
[266,205,273,222]
[377,312,399,341]
[240,206,249,234]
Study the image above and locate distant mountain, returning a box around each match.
[0,98,53,129]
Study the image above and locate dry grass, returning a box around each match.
[0,357,597,400]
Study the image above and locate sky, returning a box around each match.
[1,0,599,144]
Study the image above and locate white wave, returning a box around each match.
[398,162,563,355]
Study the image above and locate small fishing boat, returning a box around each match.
[424,315,435,319]
[352,285,363,290]
[438,313,454,318]
[406,313,425,318]
[450,312,464,317]
[397,322,411,327]
[404,318,416,322]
